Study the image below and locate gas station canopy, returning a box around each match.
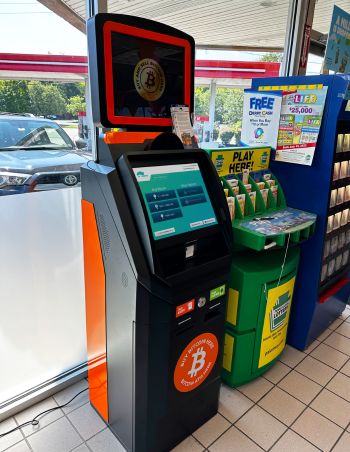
[39,0,350,51]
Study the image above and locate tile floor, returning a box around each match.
[1,305,350,452]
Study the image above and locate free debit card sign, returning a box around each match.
[241,90,283,149]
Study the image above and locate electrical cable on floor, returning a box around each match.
[263,233,291,302]
[0,388,88,438]
[277,233,291,287]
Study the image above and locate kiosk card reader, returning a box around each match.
[81,14,233,452]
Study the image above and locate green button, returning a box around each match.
[210,284,226,301]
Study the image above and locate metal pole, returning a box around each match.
[85,0,107,160]
[208,80,217,142]
[280,0,316,76]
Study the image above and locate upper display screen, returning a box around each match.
[110,32,185,119]
[133,163,218,240]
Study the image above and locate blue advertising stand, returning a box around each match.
[251,75,350,350]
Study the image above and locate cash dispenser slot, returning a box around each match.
[157,233,228,277]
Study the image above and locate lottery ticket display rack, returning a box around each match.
[206,147,316,386]
[252,74,350,350]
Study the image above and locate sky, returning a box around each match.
[0,0,87,55]
[0,0,323,74]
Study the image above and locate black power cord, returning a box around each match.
[0,388,88,438]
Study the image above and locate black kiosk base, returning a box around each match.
[82,14,233,452]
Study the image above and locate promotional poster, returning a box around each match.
[241,90,283,149]
[324,5,350,74]
[275,87,328,165]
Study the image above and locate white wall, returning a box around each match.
[0,188,86,406]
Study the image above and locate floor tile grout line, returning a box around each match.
[189,433,207,450]
[330,420,350,452]
[285,362,347,451]
[307,342,349,371]
[69,438,94,452]
[1,418,32,452]
[208,403,268,451]
[14,404,66,441]
[236,345,348,450]
[198,416,233,450]
[63,410,96,448]
[229,362,306,450]
[78,426,110,449]
[4,398,90,446]
[3,318,350,452]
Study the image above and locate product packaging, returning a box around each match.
[339,232,346,249]
[340,161,348,179]
[232,186,240,195]
[321,264,328,282]
[257,181,266,190]
[263,173,271,181]
[327,215,334,233]
[330,189,337,208]
[227,197,235,221]
[328,259,335,276]
[345,185,350,202]
[331,236,338,254]
[336,187,345,205]
[270,185,278,202]
[335,254,343,271]
[266,179,275,188]
[337,134,344,153]
[341,209,349,226]
[242,169,249,185]
[227,178,239,188]
[224,188,229,197]
[260,189,269,207]
[334,212,341,230]
[236,194,246,216]
[249,191,256,211]
[343,134,350,152]
[244,184,252,193]
[333,162,340,181]
[323,240,330,259]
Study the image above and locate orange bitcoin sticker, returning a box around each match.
[174,333,219,392]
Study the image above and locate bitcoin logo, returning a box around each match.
[174,333,219,392]
[145,70,155,89]
[134,58,165,102]
[188,347,206,377]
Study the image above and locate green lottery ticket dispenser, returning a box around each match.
[206,147,317,386]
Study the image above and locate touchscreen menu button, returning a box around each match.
[145,190,176,202]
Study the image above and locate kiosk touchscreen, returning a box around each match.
[82,13,233,452]
[133,163,218,239]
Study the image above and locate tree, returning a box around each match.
[215,88,244,125]
[194,86,244,127]
[66,95,86,117]
[57,82,85,101]
[0,80,31,113]
[28,81,66,116]
[194,87,210,116]
[260,52,283,62]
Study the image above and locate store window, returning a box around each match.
[194,51,283,147]
[0,81,87,412]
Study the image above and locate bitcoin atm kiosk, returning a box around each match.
[81,14,233,452]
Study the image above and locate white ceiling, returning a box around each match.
[39,0,350,50]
